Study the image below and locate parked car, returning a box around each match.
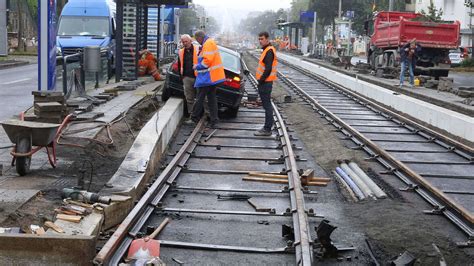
[162,46,248,117]
[449,47,472,66]
[461,46,472,59]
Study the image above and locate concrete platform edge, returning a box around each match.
[0,98,183,265]
[98,97,183,229]
[0,234,96,265]
[279,53,474,143]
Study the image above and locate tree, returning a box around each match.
[307,0,406,42]
[419,0,443,22]
[206,16,220,35]
[239,9,288,37]
[179,7,199,35]
[289,0,310,22]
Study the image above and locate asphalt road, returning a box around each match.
[0,64,37,147]
[0,64,37,120]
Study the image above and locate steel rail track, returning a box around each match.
[247,52,473,244]
[94,75,314,265]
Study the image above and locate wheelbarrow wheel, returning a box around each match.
[16,137,31,176]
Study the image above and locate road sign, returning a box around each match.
[38,0,57,91]
[345,11,355,19]
[300,11,315,23]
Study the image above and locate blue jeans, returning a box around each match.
[258,82,273,131]
[399,61,414,86]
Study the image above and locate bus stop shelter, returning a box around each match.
[115,0,189,81]
[278,22,305,50]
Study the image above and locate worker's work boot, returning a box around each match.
[254,128,272,136]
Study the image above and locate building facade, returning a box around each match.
[414,0,473,47]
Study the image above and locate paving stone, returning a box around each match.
[0,189,40,223]
[74,112,105,121]
[34,102,64,112]
[32,91,64,97]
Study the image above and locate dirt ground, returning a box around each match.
[244,54,473,265]
[0,96,160,229]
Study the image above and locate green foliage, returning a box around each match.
[418,0,444,22]
[179,8,200,35]
[289,0,311,22]
[178,5,220,36]
[465,0,473,8]
[308,0,406,41]
[206,17,220,36]
[460,58,474,67]
[26,0,38,22]
[239,9,288,37]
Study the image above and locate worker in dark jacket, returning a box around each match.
[178,34,199,122]
[399,38,421,88]
[254,31,278,136]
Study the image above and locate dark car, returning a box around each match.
[162,46,248,117]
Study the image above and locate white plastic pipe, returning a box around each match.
[348,162,387,199]
[333,171,358,202]
[340,162,375,199]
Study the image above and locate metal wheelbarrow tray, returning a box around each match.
[1,116,72,176]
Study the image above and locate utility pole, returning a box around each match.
[175,9,180,43]
[0,0,6,56]
[160,4,164,58]
[470,2,473,48]
[16,0,24,52]
[338,0,342,19]
[389,0,394,11]
[312,11,317,56]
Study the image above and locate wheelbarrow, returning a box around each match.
[1,115,72,176]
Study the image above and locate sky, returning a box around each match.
[192,0,292,12]
[192,0,292,32]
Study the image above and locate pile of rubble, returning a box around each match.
[417,76,474,105]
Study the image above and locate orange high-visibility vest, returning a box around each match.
[178,45,198,76]
[256,45,278,82]
[194,37,225,87]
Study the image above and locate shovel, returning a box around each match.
[127,218,170,260]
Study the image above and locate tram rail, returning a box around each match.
[247,52,473,244]
[94,73,315,265]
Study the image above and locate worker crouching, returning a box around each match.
[138,50,164,81]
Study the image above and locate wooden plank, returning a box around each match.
[247,198,273,212]
[248,172,288,179]
[44,221,65,233]
[242,176,288,184]
[56,214,82,223]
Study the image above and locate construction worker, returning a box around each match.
[399,38,421,88]
[254,31,278,136]
[138,49,164,81]
[191,30,225,128]
[178,34,199,120]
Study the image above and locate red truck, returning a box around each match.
[367,11,460,78]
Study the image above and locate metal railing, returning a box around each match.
[56,48,111,99]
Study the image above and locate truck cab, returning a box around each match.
[56,0,116,71]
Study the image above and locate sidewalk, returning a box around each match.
[0,55,37,70]
[0,60,29,70]
[0,76,163,224]
[299,55,474,117]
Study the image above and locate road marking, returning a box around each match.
[1,78,31,85]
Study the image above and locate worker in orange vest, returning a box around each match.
[138,49,164,81]
[178,34,199,119]
[191,30,225,128]
[255,31,278,136]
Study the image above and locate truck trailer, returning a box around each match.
[367,11,460,79]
